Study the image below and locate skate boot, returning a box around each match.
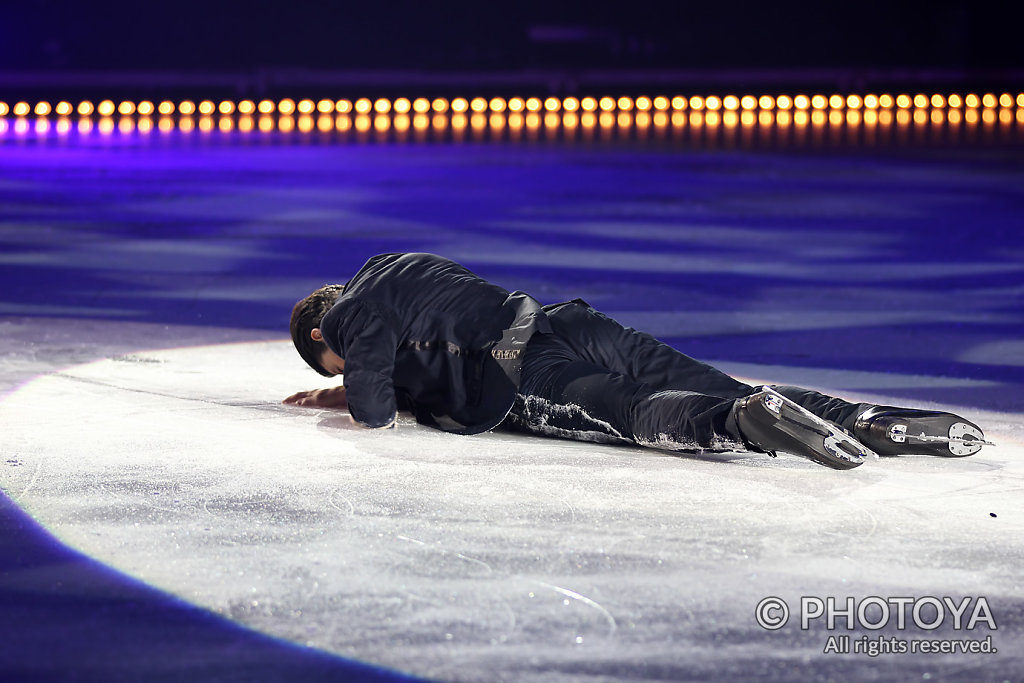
[853,406,992,457]
[734,387,874,470]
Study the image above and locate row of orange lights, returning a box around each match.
[4,105,1021,138]
[2,92,1023,119]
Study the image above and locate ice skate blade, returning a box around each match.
[903,430,994,457]
[761,387,875,469]
[855,407,989,457]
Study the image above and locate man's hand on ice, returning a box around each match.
[283,386,348,409]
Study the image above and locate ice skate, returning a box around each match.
[854,406,992,457]
[734,387,874,469]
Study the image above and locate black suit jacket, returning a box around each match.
[319,253,551,432]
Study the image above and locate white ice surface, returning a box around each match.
[1,339,1023,681]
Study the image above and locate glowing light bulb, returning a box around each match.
[599,96,616,111]
[508,97,526,112]
[278,98,297,115]
[653,96,669,110]
[218,100,235,115]
[776,95,792,110]
[563,97,580,112]
[34,102,52,116]
[238,100,256,115]
[544,97,561,112]
[689,96,704,111]
[317,99,333,114]
[947,94,962,108]
[999,93,1012,107]
[964,94,979,108]
[828,94,844,109]
[353,98,371,114]
[670,96,687,110]
[55,101,72,116]
[846,94,862,109]
[810,95,827,110]
[0,102,9,116]
[982,93,996,108]
[930,94,945,108]
[525,97,543,112]
[394,98,412,114]
[487,97,506,113]
[1017,93,1024,107]
[895,94,911,108]
[298,99,315,114]
[635,96,652,111]
[371,98,389,114]
[878,94,894,108]
[704,96,720,111]
[78,101,94,116]
[412,98,430,113]
[117,101,135,115]
[723,95,740,111]
[198,100,215,115]
[257,100,275,114]
[97,100,116,116]
[335,99,353,114]
[793,95,810,110]
[912,94,928,108]
[863,94,879,109]
[759,95,775,110]
[617,96,634,111]
[470,97,488,113]
[431,98,449,113]
[451,98,469,113]
[158,101,175,115]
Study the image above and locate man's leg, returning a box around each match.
[508,331,742,451]
[543,302,756,399]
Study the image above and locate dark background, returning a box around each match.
[1,1,1020,101]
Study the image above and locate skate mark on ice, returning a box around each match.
[328,490,355,517]
[393,535,518,636]
[53,371,285,412]
[395,534,495,575]
[17,460,44,498]
[530,580,618,637]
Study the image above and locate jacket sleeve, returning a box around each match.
[331,300,399,428]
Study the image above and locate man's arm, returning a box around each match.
[324,298,400,428]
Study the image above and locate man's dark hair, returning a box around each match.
[290,284,344,377]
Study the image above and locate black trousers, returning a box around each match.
[503,301,873,452]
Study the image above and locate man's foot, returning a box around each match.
[734,387,874,470]
[854,406,992,457]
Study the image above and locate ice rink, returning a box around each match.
[2,122,1023,681]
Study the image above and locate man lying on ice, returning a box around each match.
[284,252,991,469]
